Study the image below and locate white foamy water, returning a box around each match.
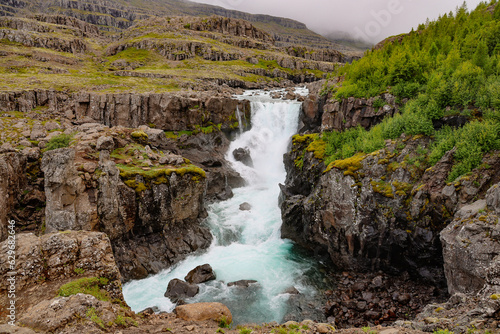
[123,88,321,324]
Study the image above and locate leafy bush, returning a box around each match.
[45,133,73,151]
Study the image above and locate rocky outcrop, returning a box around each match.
[0,152,26,241]
[299,82,401,133]
[40,144,212,281]
[175,302,232,323]
[441,183,500,296]
[0,231,122,317]
[18,294,134,333]
[165,279,200,303]
[281,133,500,283]
[321,94,399,132]
[0,90,252,133]
[0,26,89,54]
[29,14,100,36]
[41,148,98,233]
[283,46,345,63]
[74,92,251,131]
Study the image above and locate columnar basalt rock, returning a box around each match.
[0,152,27,242]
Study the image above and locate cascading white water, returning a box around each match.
[123,88,322,324]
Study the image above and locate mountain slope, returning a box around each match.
[0,0,362,55]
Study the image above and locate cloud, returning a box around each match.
[189,0,484,43]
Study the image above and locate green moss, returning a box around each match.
[324,153,365,176]
[371,180,395,198]
[392,180,413,197]
[292,133,319,145]
[306,138,326,160]
[131,130,148,144]
[58,277,110,301]
[490,294,500,300]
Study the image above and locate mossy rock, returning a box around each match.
[130,130,148,144]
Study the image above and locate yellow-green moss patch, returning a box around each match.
[371,180,394,198]
[324,153,366,177]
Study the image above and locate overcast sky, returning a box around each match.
[189,0,485,44]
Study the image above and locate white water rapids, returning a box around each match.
[123,88,325,324]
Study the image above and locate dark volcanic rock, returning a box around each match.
[165,279,199,303]
[232,147,253,167]
[184,264,216,284]
[227,280,258,287]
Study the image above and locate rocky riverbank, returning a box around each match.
[278,82,500,333]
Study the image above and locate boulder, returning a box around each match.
[44,121,61,131]
[18,294,129,333]
[184,264,216,284]
[159,153,185,166]
[239,202,251,211]
[164,279,199,302]
[30,123,47,140]
[232,147,253,167]
[96,136,115,151]
[486,183,500,214]
[175,302,232,323]
[227,280,258,287]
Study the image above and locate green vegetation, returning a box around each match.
[433,330,454,334]
[58,277,110,301]
[218,315,231,329]
[320,1,500,181]
[86,307,105,329]
[239,327,253,334]
[44,133,73,151]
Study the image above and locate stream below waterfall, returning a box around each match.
[123,88,332,325]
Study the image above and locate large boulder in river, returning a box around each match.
[232,147,253,167]
[239,202,251,211]
[175,302,232,323]
[185,264,216,284]
[227,280,258,287]
[164,279,199,303]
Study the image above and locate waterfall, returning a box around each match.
[235,106,243,135]
[123,88,322,325]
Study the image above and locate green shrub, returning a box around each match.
[45,133,73,151]
[218,316,231,328]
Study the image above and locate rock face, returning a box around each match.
[175,302,232,323]
[41,147,212,282]
[0,231,122,317]
[42,148,98,233]
[184,264,216,284]
[299,81,401,133]
[281,133,500,283]
[0,89,252,133]
[440,183,500,296]
[164,279,200,303]
[0,152,26,241]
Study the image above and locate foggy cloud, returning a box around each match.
[190,0,484,44]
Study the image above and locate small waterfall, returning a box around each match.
[235,106,244,135]
[123,88,324,325]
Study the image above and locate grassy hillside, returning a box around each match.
[0,14,339,92]
[318,0,500,182]
[0,0,364,55]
